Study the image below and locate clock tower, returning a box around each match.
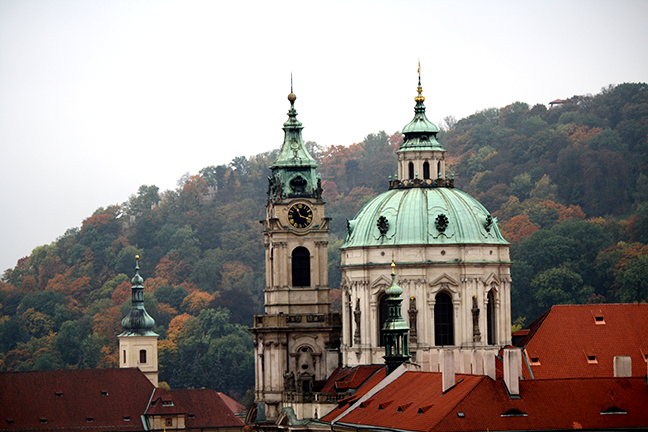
[250,89,341,424]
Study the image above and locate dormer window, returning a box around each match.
[55,391,63,397]
[501,409,527,417]
[162,401,174,407]
[600,406,627,415]
[593,310,605,325]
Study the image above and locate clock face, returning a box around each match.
[288,203,313,229]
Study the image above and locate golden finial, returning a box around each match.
[415,61,425,102]
[135,255,140,260]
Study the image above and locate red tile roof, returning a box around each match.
[320,366,386,422]
[515,304,648,379]
[329,371,648,432]
[319,365,384,393]
[0,368,155,431]
[154,389,244,429]
[217,392,247,415]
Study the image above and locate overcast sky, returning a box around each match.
[1,0,647,272]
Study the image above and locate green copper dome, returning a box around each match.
[342,187,508,249]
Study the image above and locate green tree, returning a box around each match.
[532,266,593,311]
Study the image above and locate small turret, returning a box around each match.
[395,63,448,185]
[382,261,411,374]
[119,256,157,336]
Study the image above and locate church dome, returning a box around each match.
[342,187,508,248]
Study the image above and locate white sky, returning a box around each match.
[1,0,647,272]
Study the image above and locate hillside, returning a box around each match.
[1,83,647,400]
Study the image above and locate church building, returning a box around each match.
[340,69,512,372]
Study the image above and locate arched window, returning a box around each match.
[292,247,310,287]
[139,349,147,364]
[434,292,454,346]
[379,293,389,346]
[408,162,414,179]
[437,161,442,178]
[487,290,496,345]
[423,161,430,179]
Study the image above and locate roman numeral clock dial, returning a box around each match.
[288,203,313,229]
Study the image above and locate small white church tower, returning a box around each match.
[118,256,159,386]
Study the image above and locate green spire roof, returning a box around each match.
[270,91,317,169]
[119,256,157,337]
[398,63,444,152]
[382,261,410,374]
[267,85,321,201]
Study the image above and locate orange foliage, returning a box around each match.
[322,180,339,199]
[81,212,115,232]
[181,291,213,315]
[143,277,169,294]
[500,214,540,243]
[112,281,132,305]
[21,275,38,293]
[158,338,178,357]
[614,244,648,273]
[98,345,118,368]
[167,313,192,342]
[92,306,123,340]
[67,276,92,297]
[183,175,209,195]
[566,124,603,146]
[155,254,192,285]
[221,261,252,287]
[157,302,178,317]
[558,204,587,222]
[45,270,89,297]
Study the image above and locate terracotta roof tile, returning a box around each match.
[516,304,648,379]
[329,371,648,431]
[0,368,155,431]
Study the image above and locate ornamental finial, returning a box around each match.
[288,73,296,102]
[415,61,425,103]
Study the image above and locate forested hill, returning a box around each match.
[1,83,647,401]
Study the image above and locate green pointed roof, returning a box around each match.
[270,92,317,169]
[119,256,157,337]
[398,64,444,152]
[267,88,321,201]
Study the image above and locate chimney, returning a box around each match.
[503,348,521,397]
[484,350,496,380]
[441,349,455,392]
[613,356,632,377]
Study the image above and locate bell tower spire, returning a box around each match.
[250,84,340,425]
[118,256,159,386]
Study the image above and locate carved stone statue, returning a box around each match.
[353,298,361,345]
[316,177,323,200]
[408,296,418,344]
[472,295,481,342]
